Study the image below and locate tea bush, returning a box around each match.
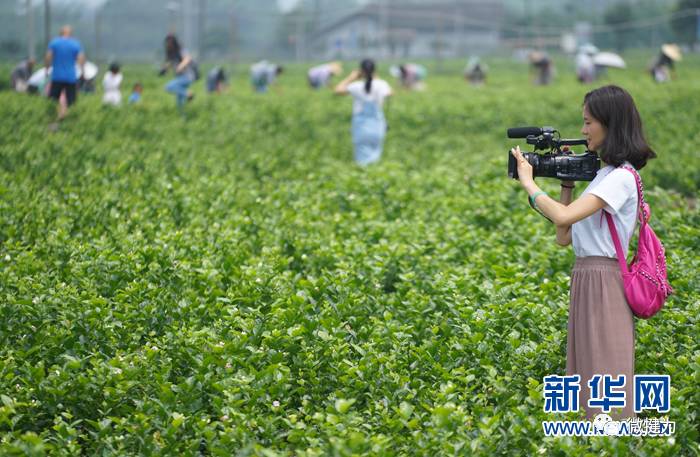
[0,58,698,456]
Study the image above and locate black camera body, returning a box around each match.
[507,126,600,181]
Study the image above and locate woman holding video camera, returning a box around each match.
[511,85,656,420]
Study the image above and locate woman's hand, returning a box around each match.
[334,70,362,95]
[510,146,534,186]
[176,55,192,75]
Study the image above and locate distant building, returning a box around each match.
[310,1,504,60]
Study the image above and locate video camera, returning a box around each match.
[507,126,600,181]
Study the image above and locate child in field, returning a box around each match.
[128,82,143,104]
[102,62,123,106]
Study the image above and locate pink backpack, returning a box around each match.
[604,165,673,319]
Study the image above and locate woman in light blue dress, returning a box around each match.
[334,59,393,165]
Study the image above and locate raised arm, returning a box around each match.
[176,54,192,74]
[334,70,361,95]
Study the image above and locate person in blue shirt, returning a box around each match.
[45,25,85,121]
[128,82,143,104]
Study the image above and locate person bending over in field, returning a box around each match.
[250,60,283,93]
[397,63,427,91]
[511,85,657,420]
[307,61,342,89]
[45,25,85,125]
[334,59,392,166]
[206,66,228,94]
[10,58,35,92]
[161,34,197,109]
[529,51,554,85]
[464,57,487,86]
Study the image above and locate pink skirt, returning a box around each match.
[567,256,636,419]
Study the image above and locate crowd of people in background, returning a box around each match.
[5,25,688,164]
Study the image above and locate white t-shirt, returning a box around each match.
[250,61,277,84]
[308,64,332,84]
[102,71,123,106]
[347,79,392,115]
[103,71,122,92]
[572,163,638,258]
[575,53,594,77]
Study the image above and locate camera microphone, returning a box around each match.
[507,126,545,138]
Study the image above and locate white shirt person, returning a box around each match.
[102,63,123,106]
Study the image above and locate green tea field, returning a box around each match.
[1,58,698,456]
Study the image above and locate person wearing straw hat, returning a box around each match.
[307,61,342,89]
[650,44,682,83]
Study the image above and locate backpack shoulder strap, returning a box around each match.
[604,165,645,273]
[620,165,649,225]
[605,211,630,273]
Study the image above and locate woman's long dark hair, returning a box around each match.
[165,34,182,63]
[583,85,656,169]
[360,59,375,94]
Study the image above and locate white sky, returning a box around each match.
[45,0,303,13]
[277,0,300,13]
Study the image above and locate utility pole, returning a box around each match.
[95,6,101,62]
[198,0,206,59]
[296,7,305,62]
[379,0,388,58]
[44,0,51,53]
[182,0,195,56]
[167,2,179,33]
[229,8,237,61]
[452,1,462,58]
[435,12,444,72]
[696,8,700,51]
[27,0,36,59]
